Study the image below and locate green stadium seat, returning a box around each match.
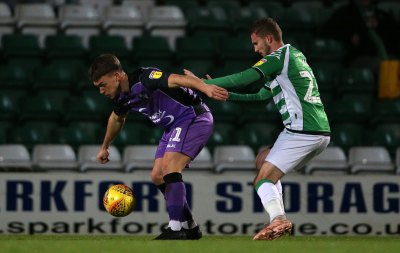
[207,1,241,34]
[181,6,230,38]
[278,6,316,34]
[330,123,364,153]
[68,121,103,135]
[378,1,400,23]
[112,123,147,152]
[19,94,64,123]
[36,90,71,103]
[240,101,281,124]
[178,60,214,77]
[221,36,259,62]
[211,0,258,36]
[307,38,345,63]
[0,65,33,91]
[249,1,284,20]
[0,92,20,122]
[365,128,399,158]
[175,36,219,62]
[23,121,59,131]
[7,125,51,151]
[310,60,343,79]
[292,1,333,29]
[165,0,198,7]
[328,96,371,124]
[283,33,304,51]
[207,0,240,10]
[206,123,233,152]
[0,123,10,144]
[338,67,376,94]
[2,34,43,72]
[229,6,268,36]
[235,123,280,153]
[0,90,27,100]
[204,99,242,124]
[7,59,43,73]
[375,123,400,144]
[49,60,91,94]
[89,35,130,62]
[313,64,338,94]
[64,92,112,123]
[33,64,77,92]
[133,36,173,63]
[2,34,43,59]
[372,99,400,125]
[45,34,87,62]
[209,60,255,77]
[52,126,99,151]
[144,127,164,145]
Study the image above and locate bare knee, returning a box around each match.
[151,158,164,185]
[160,152,190,176]
[151,168,164,185]
[253,161,284,186]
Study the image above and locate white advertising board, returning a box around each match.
[0,172,399,236]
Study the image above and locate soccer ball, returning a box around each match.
[103,184,135,217]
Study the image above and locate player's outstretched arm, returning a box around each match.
[228,87,273,102]
[183,69,212,80]
[203,68,263,89]
[97,111,126,164]
[168,73,228,101]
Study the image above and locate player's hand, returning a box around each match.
[183,69,196,77]
[204,85,228,101]
[96,148,110,164]
[184,69,212,80]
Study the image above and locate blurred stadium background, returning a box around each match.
[0,0,400,240]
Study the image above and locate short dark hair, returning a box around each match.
[88,54,122,82]
[250,18,282,42]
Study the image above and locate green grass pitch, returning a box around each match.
[1,235,399,253]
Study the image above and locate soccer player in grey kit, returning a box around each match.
[89,54,228,240]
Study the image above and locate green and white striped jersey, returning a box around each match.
[252,44,330,133]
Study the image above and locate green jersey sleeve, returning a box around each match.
[252,51,284,77]
[204,68,262,89]
[228,87,272,102]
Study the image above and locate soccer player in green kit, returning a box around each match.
[188,17,331,240]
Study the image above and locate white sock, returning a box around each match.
[256,180,285,223]
[168,220,182,231]
[181,220,197,229]
[275,180,285,214]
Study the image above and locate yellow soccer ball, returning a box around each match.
[103,184,135,217]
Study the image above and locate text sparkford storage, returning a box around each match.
[1,172,399,236]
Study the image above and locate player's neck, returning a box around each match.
[120,71,130,93]
[271,41,284,52]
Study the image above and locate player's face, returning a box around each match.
[93,72,121,99]
[251,33,272,57]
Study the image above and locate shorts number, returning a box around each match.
[171,127,182,142]
[300,70,321,104]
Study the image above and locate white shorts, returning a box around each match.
[266,129,330,174]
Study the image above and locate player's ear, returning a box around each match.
[115,71,123,81]
[266,34,273,44]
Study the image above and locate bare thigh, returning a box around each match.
[151,152,191,184]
